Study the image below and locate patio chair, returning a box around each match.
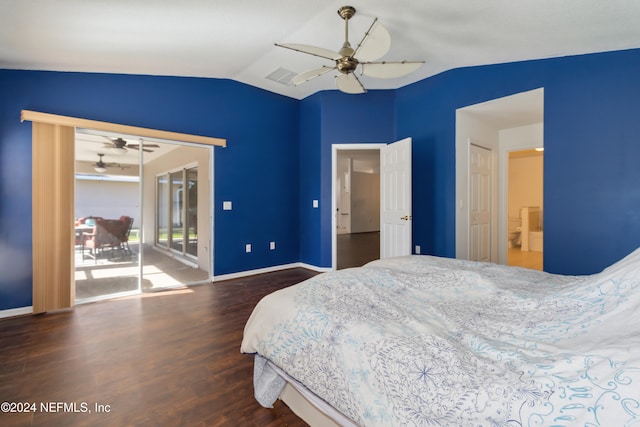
[82,219,125,263]
[119,216,134,254]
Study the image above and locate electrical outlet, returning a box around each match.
[312,199,319,208]
[223,201,232,210]
[245,244,251,253]
[415,245,421,254]
[270,241,276,250]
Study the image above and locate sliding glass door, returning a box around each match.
[145,143,211,291]
[75,135,212,299]
[156,165,198,260]
[74,131,141,303]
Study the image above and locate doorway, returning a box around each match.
[455,88,544,265]
[331,139,413,270]
[334,147,382,269]
[25,110,225,313]
[74,131,213,303]
[332,144,385,269]
[507,149,544,270]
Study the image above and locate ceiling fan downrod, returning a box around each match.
[337,6,358,74]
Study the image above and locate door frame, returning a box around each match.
[455,88,544,264]
[331,143,386,270]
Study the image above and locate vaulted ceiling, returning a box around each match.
[2,1,640,99]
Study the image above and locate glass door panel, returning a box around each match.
[170,170,184,253]
[156,175,169,248]
[186,167,198,258]
[144,143,211,291]
[74,131,141,302]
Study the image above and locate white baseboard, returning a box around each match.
[213,262,331,282]
[0,306,33,319]
[296,262,332,273]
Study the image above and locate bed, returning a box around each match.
[241,249,640,426]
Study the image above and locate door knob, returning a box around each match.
[401,215,412,221]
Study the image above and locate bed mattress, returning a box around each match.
[242,252,640,426]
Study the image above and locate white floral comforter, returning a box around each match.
[241,250,640,426]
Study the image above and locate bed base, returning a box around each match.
[279,383,341,427]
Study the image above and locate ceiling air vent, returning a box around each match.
[266,67,298,86]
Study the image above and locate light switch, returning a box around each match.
[223,201,232,210]
[312,199,319,208]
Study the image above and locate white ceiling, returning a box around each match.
[459,88,544,129]
[2,1,640,100]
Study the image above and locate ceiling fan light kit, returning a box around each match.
[92,152,132,173]
[94,153,110,173]
[276,5,424,94]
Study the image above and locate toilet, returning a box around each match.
[508,228,521,248]
[508,215,522,248]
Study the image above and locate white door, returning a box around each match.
[469,143,492,262]
[380,137,412,258]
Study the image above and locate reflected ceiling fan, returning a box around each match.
[102,137,159,153]
[276,5,424,94]
[93,153,127,173]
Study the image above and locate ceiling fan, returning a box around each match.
[276,5,425,94]
[103,137,159,153]
[93,153,123,173]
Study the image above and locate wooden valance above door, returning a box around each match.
[21,110,227,147]
[21,110,226,314]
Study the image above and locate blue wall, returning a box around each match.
[2,47,640,310]
[0,70,300,310]
[397,48,640,274]
[298,90,396,267]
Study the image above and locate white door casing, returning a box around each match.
[331,143,386,269]
[469,143,492,262]
[380,137,412,258]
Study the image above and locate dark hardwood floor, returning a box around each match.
[0,268,318,427]
[337,231,380,270]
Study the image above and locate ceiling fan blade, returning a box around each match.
[291,66,335,86]
[127,146,155,153]
[335,73,366,94]
[130,143,160,147]
[353,19,391,62]
[128,143,160,148]
[360,61,425,79]
[275,43,342,61]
